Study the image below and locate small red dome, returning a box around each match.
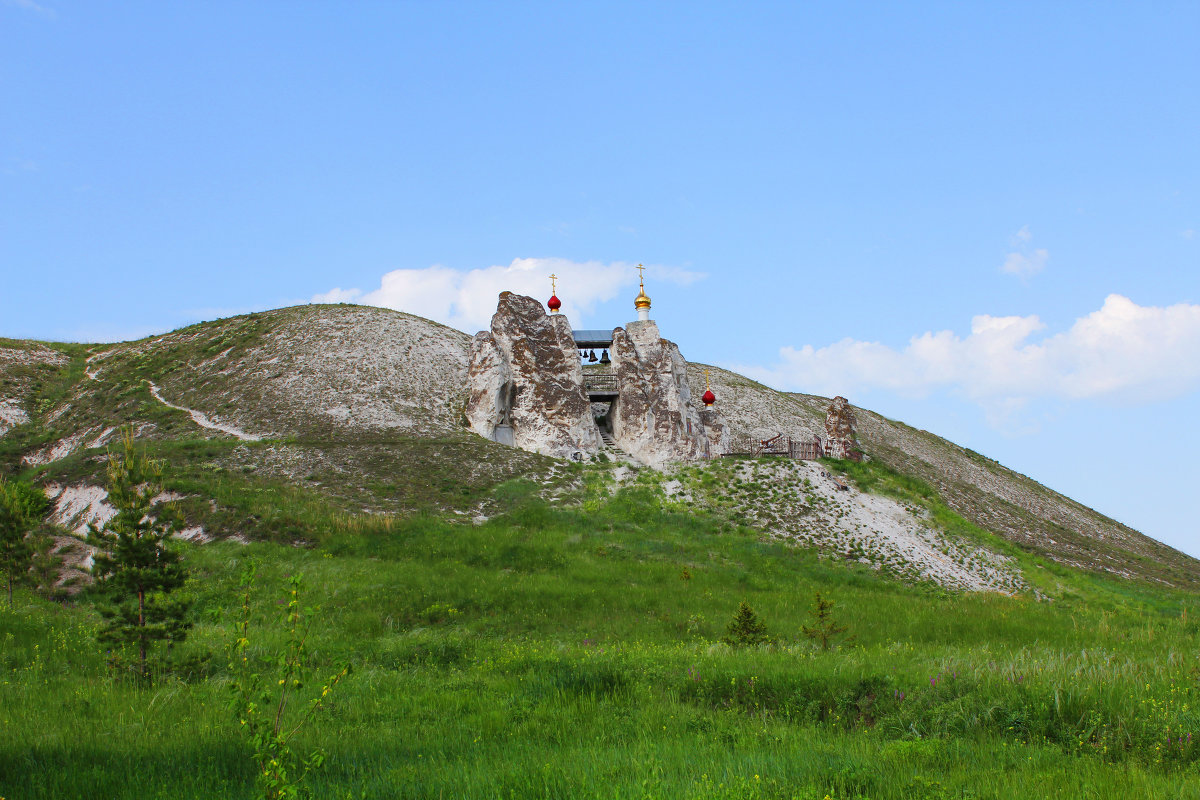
[547,294,561,311]
[702,389,716,406]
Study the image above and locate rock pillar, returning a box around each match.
[609,321,727,467]
[465,292,601,459]
[824,396,861,461]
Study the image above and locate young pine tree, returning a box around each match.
[87,431,191,680]
[801,591,850,650]
[722,600,771,647]
[28,528,64,600]
[0,478,48,607]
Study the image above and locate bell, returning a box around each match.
[588,350,598,362]
[600,349,610,364]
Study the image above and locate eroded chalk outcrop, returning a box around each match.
[610,321,728,467]
[466,292,600,459]
[824,396,861,460]
[0,401,29,438]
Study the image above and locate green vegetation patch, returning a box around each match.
[3,479,1200,798]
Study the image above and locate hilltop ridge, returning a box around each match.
[1,302,1196,591]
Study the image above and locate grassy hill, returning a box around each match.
[3,303,1194,587]
[1,304,1199,798]
[3,479,1199,798]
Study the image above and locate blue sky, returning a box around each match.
[2,2,1197,557]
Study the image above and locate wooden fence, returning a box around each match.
[583,373,619,395]
[723,434,825,461]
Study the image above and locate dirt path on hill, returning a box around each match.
[146,381,262,441]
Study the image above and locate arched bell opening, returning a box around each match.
[492,380,517,446]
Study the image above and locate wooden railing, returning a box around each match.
[724,434,825,461]
[584,373,619,394]
[788,439,825,460]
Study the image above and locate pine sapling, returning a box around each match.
[28,528,63,600]
[87,430,191,680]
[723,600,771,647]
[801,591,850,650]
[0,478,48,607]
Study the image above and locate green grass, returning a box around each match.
[5,310,1199,796]
[19,432,574,539]
[2,479,1199,799]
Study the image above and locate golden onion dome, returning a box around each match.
[634,286,652,310]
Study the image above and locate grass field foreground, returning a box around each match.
[2,474,1199,798]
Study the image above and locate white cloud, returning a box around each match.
[312,287,363,304]
[738,295,1200,418]
[1000,226,1048,278]
[312,257,704,333]
[1001,249,1048,278]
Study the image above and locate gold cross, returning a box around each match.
[704,368,711,390]
[549,273,557,294]
[636,263,645,284]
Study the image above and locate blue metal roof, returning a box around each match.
[573,329,614,346]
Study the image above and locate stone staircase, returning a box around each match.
[599,431,641,465]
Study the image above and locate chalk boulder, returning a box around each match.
[610,321,727,467]
[824,396,861,460]
[465,292,600,459]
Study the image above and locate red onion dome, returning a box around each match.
[702,389,716,406]
[547,294,561,311]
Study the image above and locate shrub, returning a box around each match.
[722,601,771,647]
[801,592,850,650]
[229,562,349,800]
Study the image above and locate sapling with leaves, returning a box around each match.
[87,430,191,680]
[0,477,49,606]
[801,591,851,650]
[230,561,350,800]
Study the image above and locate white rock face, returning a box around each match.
[0,401,29,437]
[465,292,600,459]
[686,364,824,446]
[466,332,513,442]
[82,305,473,439]
[699,407,729,457]
[21,426,119,467]
[667,459,1026,594]
[0,342,67,439]
[45,483,117,535]
[824,396,860,460]
[610,321,728,467]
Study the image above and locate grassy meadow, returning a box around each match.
[2,471,1200,799]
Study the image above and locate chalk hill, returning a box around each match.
[1,303,1196,592]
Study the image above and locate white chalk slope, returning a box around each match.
[4,303,1196,593]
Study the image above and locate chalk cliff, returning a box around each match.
[609,320,728,467]
[465,292,600,459]
[824,395,861,460]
